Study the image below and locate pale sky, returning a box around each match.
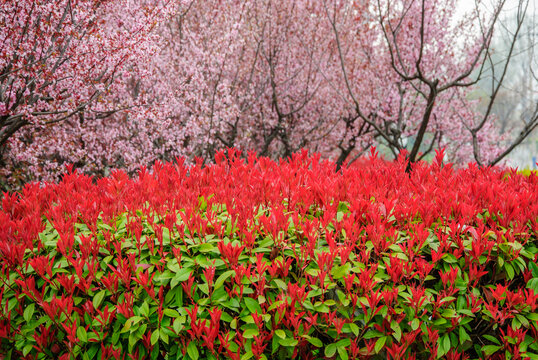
[456,0,537,19]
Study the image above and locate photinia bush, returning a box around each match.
[2,148,538,359]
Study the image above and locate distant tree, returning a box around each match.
[474,1,538,165]
[331,0,537,168]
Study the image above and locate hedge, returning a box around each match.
[2,149,538,359]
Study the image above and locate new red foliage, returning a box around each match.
[1,149,538,359]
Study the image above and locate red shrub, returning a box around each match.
[1,148,538,359]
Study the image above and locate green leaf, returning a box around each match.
[515,313,529,328]
[348,323,359,337]
[87,344,99,359]
[214,270,235,290]
[151,329,159,345]
[483,334,501,345]
[363,330,384,339]
[24,303,35,323]
[482,345,502,356]
[527,278,538,293]
[272,335,280,354]
[187,341,199,360]
[410,318,420,331]
[171,268,193,289]
[156,270,175,283]
[505,263,515,280]
[120,316,143,333]
[325,344,337,357]
[243,329,259,338]
[337,201,350,213]
[173,317,184,333]
[459,327,470,344]
[275,330,286,339]
[272,279,287,290]
[112,329,121,344]
[375,336,387,354]
[140,301,150,317]
[444,333,451,350]
[438,334,450,357]
[278,338,298,347]
[244,297,263,314]
[525,353,538,360]
[77,326,88,343]
[175,286,184,307]
[23,343,34,357]
[441,308,457,318]
[120,320,132,334]
[198,283,209,295]
[93,290,106,309]
[331,263,351,279]
[307,337,323,347]
[443,253,458,264]
[241,351,253,360]
[336,338,351,348]
[390,320,401,342]
[198,243,215,253]
[512,316,521,329]
[458,309,476,317]
[314,302,330,313]
[163,309,180,318]
[151,342,160,360]
[529,261,538,278]
[337,346,349,360]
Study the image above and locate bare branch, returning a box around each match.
[488,102,538,166]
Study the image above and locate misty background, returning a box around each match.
[457,0,538,168]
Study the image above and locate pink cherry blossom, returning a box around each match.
[1,0,524,185]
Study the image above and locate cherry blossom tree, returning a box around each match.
[0,0,178,183]
[472,0,538,166]
[2,0,536,187]
[370,0,538,167]
[166,0,536,169]
[318,0,537,169]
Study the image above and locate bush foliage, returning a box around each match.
[2,149,538,359]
